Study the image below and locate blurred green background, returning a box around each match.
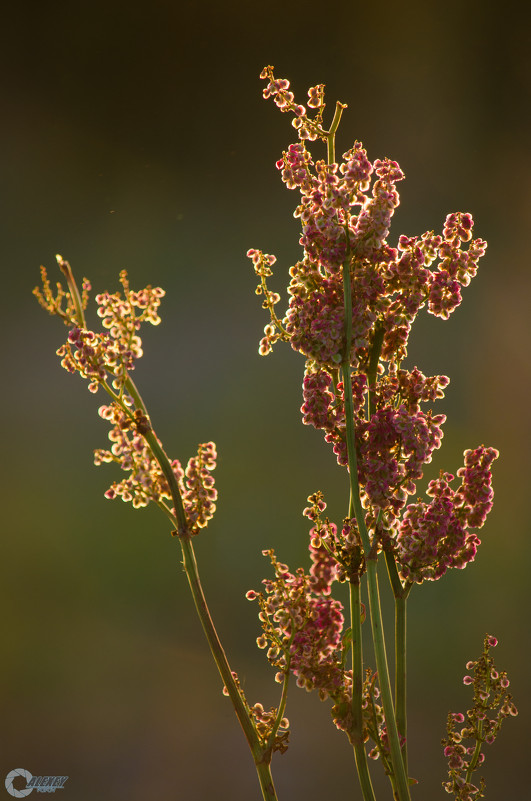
[2,1,529,799]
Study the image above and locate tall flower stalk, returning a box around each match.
[33,67,517,801]
[246,65,514,800]
[33,261,283,801]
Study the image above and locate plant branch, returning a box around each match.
[341,255,411,800]
[124,382,279,800]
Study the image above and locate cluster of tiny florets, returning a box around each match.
[33,261,91,326]
[302,364,448,514]
[49,269,165,394]
[95,269,165,349]
[249,703,290,755]
[221,671,290,755]
[94,403,178,508]
[94,405,217,532]
[57,326,135,394]
[251,70,487,370]
[442,635,517,800]
[303,491,364,584]
[247,495,395,750]
[246,548,346,701]
[260,65,326,142]
[395,447,499,582]
[182,441,218,530]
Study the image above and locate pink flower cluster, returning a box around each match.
[251,75,486,376]
[304,491,364,585]
[94,403,217,532]
[54,270,165,394]
[260,66,323,142]
[246,548,346,700]
[248,500,394,749]
[94,404,176,508]
[57,327,130,394]
[181,441,218,530]
[396,447,499,582]
[302,365,447,513]
[284,260,382,366]
[442,635,518,799]
[251,68,487,371]
[95,269,165,359]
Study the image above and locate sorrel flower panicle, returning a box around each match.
[249,66,495,583]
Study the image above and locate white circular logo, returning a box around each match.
[5,769,33,798]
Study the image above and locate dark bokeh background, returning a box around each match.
[2,2,529,799]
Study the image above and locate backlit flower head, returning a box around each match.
[396,447,499,583]
[35,262,165,395]
[249,66,491,537]
[95,405,217,533]
[442,635,517,799]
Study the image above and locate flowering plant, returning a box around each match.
[34,67,516,801]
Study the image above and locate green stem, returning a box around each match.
[352,742,377,801]
[365,558,410,801]
[340,264,370,558]
[179,535,277,797]
[122,377,279,800]
[341,257,410,800]
[395,593,408,773]
[125,375,150,417]
[57,255,86,328]
[384,552,413,774]
[465,690,488,784]
[465,736,483,784]
[144,427,188,532]
[255,763,278,801]
[350,579,376,801]
[267,662,290,753]
[325,101,347,165]
[349,578,364,744]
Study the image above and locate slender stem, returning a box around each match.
[340,255,410,800]
[395,594,408,773]
[325,101,347,165]
[255,762,278,801]
[167,487,279,801]
[122,376,279,800]
[349,578,364,744]
[340,261,370,557]
[365,557,410,801]
[384,551,413,774]
[465,679,488,783]
[352,741,377,801]
[349,579,376,801]
[179,537,271,766]
[465,735,483,784]
[267,664,290,752]
[384,549,403,599]
[143,427,189,532]
[125,375,150,417]
[57,255,86,328]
